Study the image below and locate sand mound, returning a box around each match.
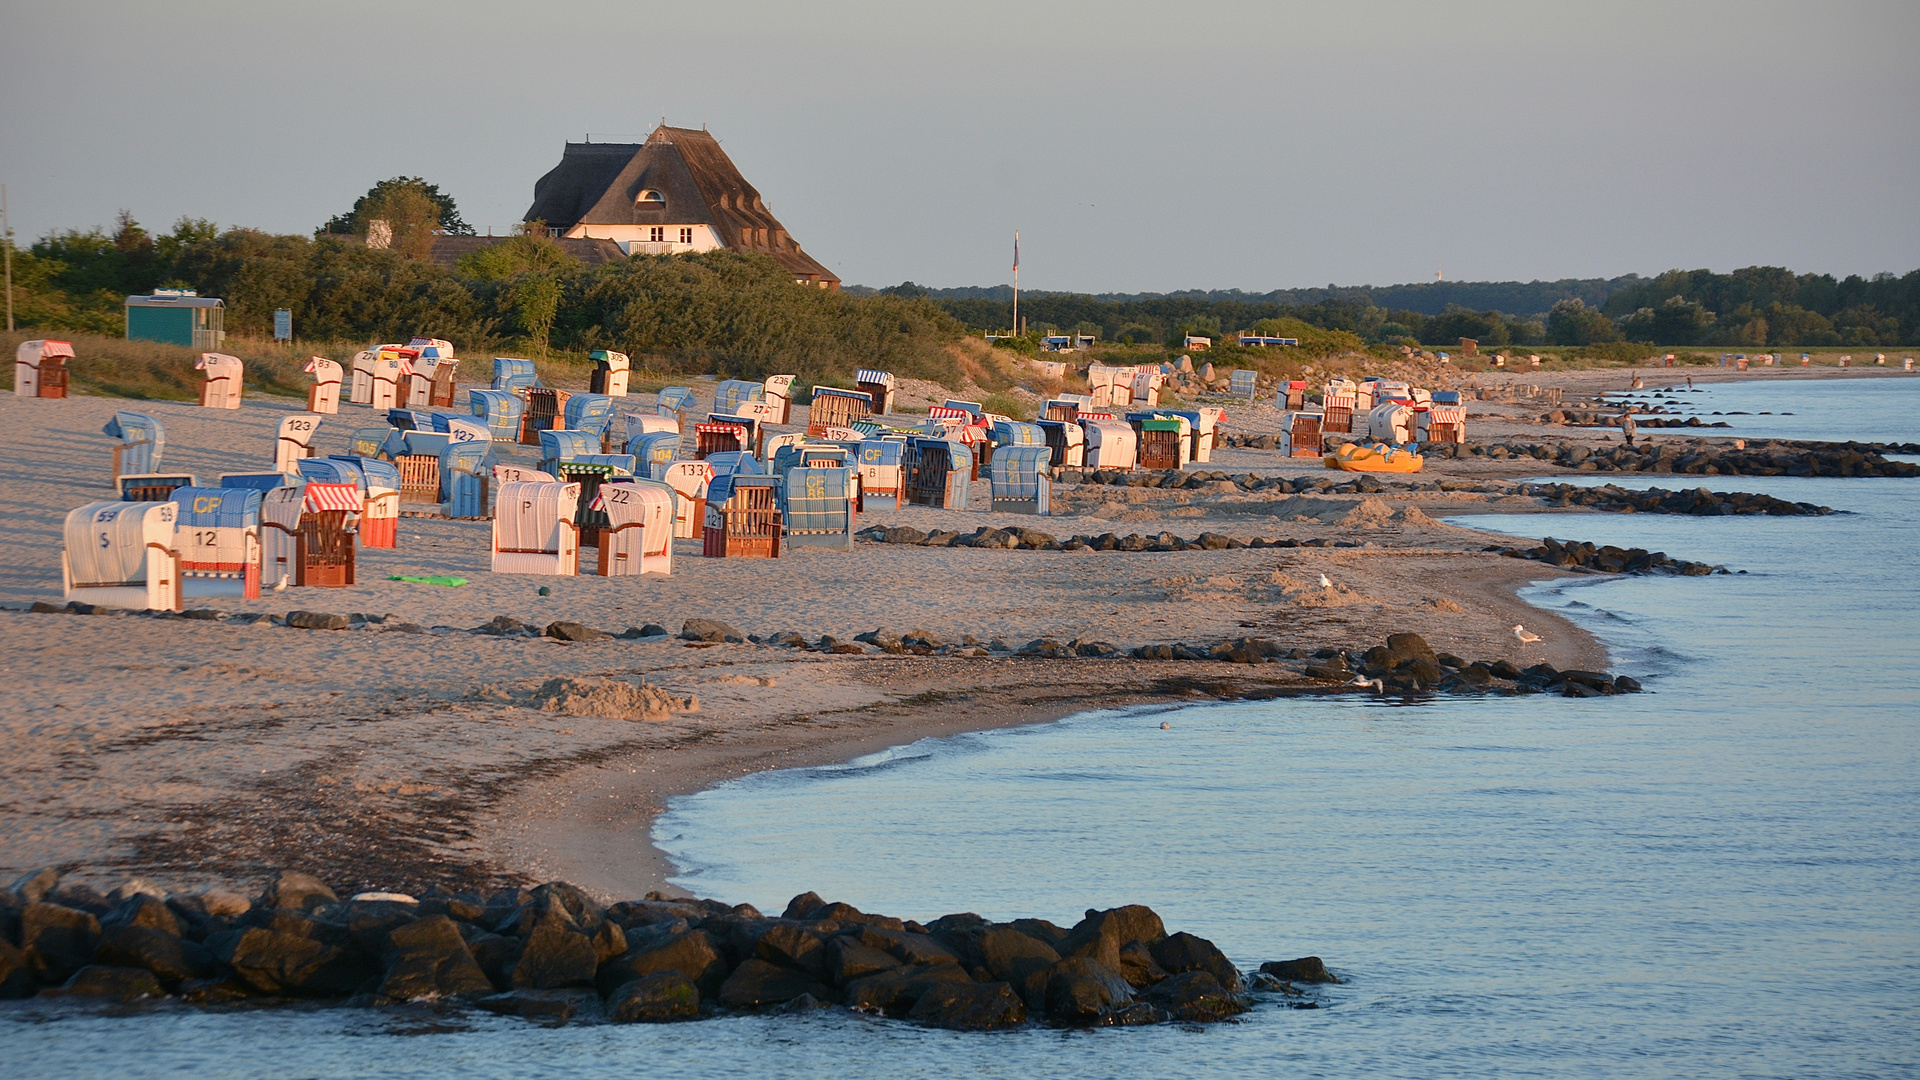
[475,678,697,721]
[1395,505,1438,526]
[1340,497,1397,526]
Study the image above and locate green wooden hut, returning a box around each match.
[125,291,225,348]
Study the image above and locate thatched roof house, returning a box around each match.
[522,125,838,289]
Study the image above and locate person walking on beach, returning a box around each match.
[1622,413,1637,446]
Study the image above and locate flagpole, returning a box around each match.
[1012,230,1019,338]
[3,184,13,333]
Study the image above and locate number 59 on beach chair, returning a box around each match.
[62,500,182,612]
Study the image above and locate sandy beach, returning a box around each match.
[1,361,1897,901]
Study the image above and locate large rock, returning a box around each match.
[1058,905,1166,970]
[257,871,338,913]
[545,620,609,642]
[825,936,901,985]
[101,894,182,937]
[466,933,521,990]
[0,938,37,998]
[848,926,958,966]
[286,610,351,630]
[214,926,375,996]
[1115,941,1169,988]
[9,868,59,905]
[596,929,729,999]
[1142,970,1248,1021]
[978,927,1060,989]
[1259,956,1339,983]
[93,925,209,987]
[378,915,494,1001]
[716,958,828,1009]
[844,961,973,1016]
[608,970,701,1023]
[50,964,164,1002]
[754,923,826,978]
[781,891,827,920]
[679,619,744,643]
[21,902,101,985]
[1149,931,1242,992]
[907,980,1028,1030]
[1043,957,1134,1024]
[510,905,601,990]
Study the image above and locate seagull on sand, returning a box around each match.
[274,573,290,592]
[1513,624,1542,645]
[1319,574,1334,589]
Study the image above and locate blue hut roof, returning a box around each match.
[171,486,262,528]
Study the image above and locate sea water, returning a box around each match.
[8,380,1917,1078]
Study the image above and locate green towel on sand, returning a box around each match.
[388,574,468,587]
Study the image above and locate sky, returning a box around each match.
[3,0,1916,293]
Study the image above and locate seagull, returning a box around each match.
[1319,574,1334,589]
[1513,625,1542,645]
[1346,675,1385,693]
[274,574,290,592]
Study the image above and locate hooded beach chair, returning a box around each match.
[103,412,165,483]
[763,431,810,462]
[491,480,580,575]
[386,408,436,432]
[781,467,854,552]
[303,356,342,413]
[1087,365,1131,408]
[1131,369,1166,408]
[714,378,765,418]
[407,339,457,407]
[1420,404,1466,445]
[431,413,492,444]
[1285,413,1325,458]
[696,421,750,460]
[1322,386,1357,434]
[589,350,630,396]
[170,486,263,599]
[539,429,601,475]
[1036,420,1085,468]
[905,437,972,509]
[594,480,675,576]
[256,483,305,589]
[196,353,244,409]
[1082,418,1138,471]
[395,431,452,505]
[348,350,378,405]
[1367,401,1417,445]
[519,388,570,445]
[702,474,782,558]
[15,340,73,399]
[63,500,182,611]
[1229,369,1258,401]
[988,420,1046,459]
[343,426,390,461]
[630,430,681,477]
[763,374,796,424]
[855,369,897,416]
[658,460,714,539]
[119,474,196,502]
[855,438,905,509]
[1283,380,1308,410]
[493,463,556,485]
[1135,417,1189,470]
[369,348,411,410]
[806,386,875,432]
[563,392,616,449]
[492,357,540,393]
[657,386,697,426]
[469,389,525,442]
[275,415,321,474]
[990,444,1053,515]
[440,440,496,519]
[622,411,678,443]
[330,455,400,548]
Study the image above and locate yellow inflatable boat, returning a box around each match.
[1324,441,1425,473]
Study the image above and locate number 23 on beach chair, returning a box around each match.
[196,353,244,409]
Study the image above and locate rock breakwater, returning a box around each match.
[0,870,1331,1029]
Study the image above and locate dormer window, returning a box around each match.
[636,189,665,207]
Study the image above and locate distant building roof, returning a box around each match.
[126,293,224,308]
[525,126,838,288]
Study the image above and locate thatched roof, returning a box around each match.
[524,126,838,287]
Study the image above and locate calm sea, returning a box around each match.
[9,377,1917,1078]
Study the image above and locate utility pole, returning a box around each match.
[3,184,13,333]
[1011,230,1020,338]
